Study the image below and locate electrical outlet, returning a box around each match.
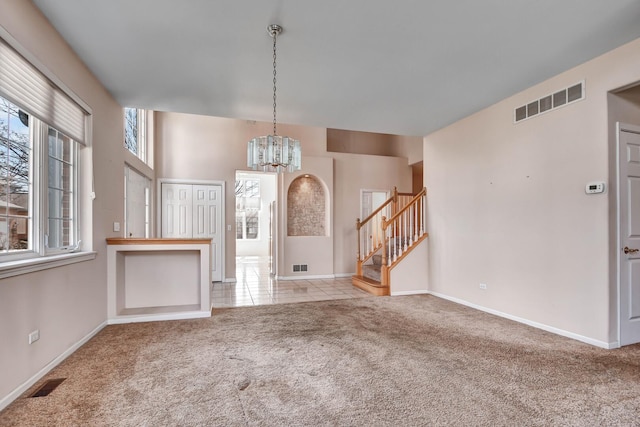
[113,222,120,232]
[28,329,40,344]
[479,283,487,290]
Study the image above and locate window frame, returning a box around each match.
[0,30,95,276]
[124,107,148,163]
[235,178,261,240]
[0,99,81,261]
[44,125,79,255]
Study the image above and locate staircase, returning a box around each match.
[352,187,428,296]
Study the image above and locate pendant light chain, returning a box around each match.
[246,24,301,173]
[272,29,278,136]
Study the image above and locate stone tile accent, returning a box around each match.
[287,175,326,236]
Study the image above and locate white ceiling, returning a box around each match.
[32,0,640,137]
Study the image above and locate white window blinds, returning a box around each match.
[0,37,88,145]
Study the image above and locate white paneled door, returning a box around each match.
[162,183,223,282]
[618,124,640,346]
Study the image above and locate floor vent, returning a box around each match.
[514,81,584,123]
[292,264,308,272]
[30,378,66,397]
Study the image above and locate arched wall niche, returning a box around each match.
[287,174,328,236]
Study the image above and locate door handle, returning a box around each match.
[623,246,639,254]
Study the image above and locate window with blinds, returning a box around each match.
[0,38,88,144]
[0,36,88,260]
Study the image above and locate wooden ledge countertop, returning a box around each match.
[106,238,213,245]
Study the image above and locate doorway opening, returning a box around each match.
[611,81,640,347]
[235,171,277,276]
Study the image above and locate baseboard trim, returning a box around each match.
[0,320,108,412]
[429,291,614,349]
[107,311,211,325]
[334,273,354,278]
[391,290,429,296]
[223,277,237,283]
[276,274,336,281]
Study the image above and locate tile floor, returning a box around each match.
[212,256,372,308]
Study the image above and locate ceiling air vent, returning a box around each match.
[514,81,584,123]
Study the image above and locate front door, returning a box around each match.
[617,123,640,346]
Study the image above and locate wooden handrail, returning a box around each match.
[384,187,426,226]
[357,187,398,229]
[355,186,428,290]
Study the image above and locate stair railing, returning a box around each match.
[356,187,398,275]
[379,187,427,285]
[356,187,427,276]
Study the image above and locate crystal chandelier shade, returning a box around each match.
[247,135,301,173]
[247,24,302,173]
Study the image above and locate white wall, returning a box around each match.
[424,37,640,347]
[0,0,131,406]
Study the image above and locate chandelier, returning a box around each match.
[247,24,302,173]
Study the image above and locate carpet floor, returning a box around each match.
[1,295,640,426]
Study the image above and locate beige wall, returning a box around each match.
[154,112,413,278]
[0,0,133,404]
[281,157,334,277]
[390,240,429,295]
[390,134,423,165]
[333,153,413,274]
[424,37,640,347]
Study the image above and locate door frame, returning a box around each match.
[235,171,278,259]
[616,122,640,346]
[157,178,226,282]
[360,188,390,220]
[124,164,151,238]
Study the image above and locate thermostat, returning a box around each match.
[585,181,605,194]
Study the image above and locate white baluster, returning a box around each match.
[407,205,414,246]
[416,201,419,240]
[390,218,394,261]
[420,195,424,236]
[388,223,392,265]
[403,210,407,251]
[397,216,400,257]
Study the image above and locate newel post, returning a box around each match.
[392,186,398,216]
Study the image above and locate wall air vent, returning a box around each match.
[514,81,584,123]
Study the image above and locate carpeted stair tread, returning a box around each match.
[362,263,381,282]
